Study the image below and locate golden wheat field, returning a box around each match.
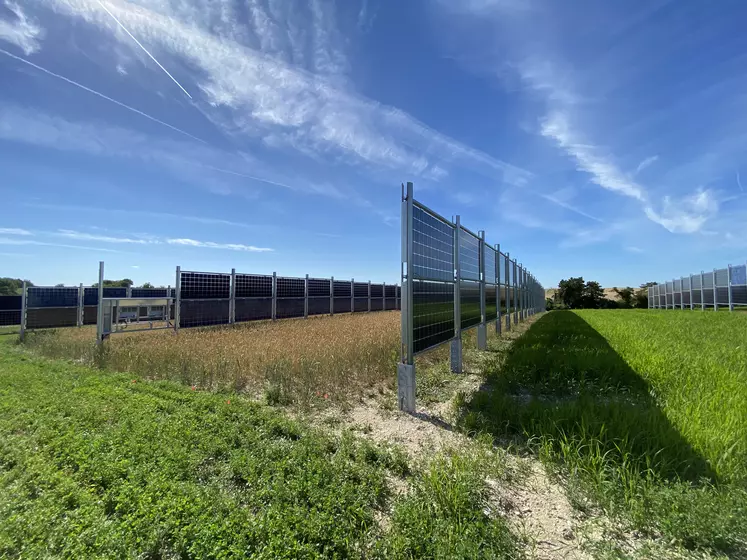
[24,312,402,405]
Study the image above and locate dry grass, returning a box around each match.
[24,312,401,406]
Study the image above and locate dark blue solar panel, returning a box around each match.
[413,205,454,282]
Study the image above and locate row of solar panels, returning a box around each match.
[179,272,399,300]
[412,204,532,286]
[0,287,175,310]
[649,265,747,307]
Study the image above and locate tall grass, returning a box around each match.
[459,310,747,555]
[23,312,400,405]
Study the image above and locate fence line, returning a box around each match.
[648,263,747,311]
[175,268,399,329]
[4,266,400,338]
[398,182,544,412]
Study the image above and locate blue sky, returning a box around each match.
[1,0,746,288]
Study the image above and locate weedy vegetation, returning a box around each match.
[458,309,747,557]
[0,336,521,559]
[22,312,401,407]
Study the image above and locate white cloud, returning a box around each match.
[26,0,530,186]
[0,237,122,252]
[643,190,718,234]
[0,227,32,235]
[624,246,644,253]
[635,155,658,175]
[541,112,645,201]
[0,1,44,55]
[55,230,151,244]
[166,238,273,252]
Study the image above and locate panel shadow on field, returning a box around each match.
[458,311,717,483]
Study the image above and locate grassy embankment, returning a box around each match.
[459,309,747,556]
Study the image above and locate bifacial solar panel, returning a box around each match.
[703,289,714,306]
[308,278,331,297]
[413,205,454,282]
[334,281,352,298]
[26,307,78,329]
[235,274,271,298]
[277,277,304,299]
[354,282,369,298]
[682,277,691,291]
[333,298,352,313]
[716,287,730,306]
[674,279,682,292]
[458,228,480,281]
[731,265,747,286]
[180,299,230,327]
[370,284,384,299]
[308,297,331,316]
[385,285,397,298]
[0,310,21,327]
[131,288,168,298]
[674,292,681,306]
[692,275,702,289]
[0,296,21,311]
[682,292,691,306]
[181,272,230,299]
[460,280,481,330]
[276,298,305,319]
[354,298,369,312]
[413,280,454,354]
[732,285,747,306]
[692,289,702,305]
[27,287,79,309]
[715,268,729,287]
[498,253,505,285]
[484,245,497,284]
[234,298,271,322]
[486,285,497,321]
[703,274,714,289]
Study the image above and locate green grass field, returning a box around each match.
[460,309,747,556]
[0,337,518,559]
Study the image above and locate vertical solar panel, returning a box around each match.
[180,272,231,327]
[692,275,702,289]
[703,274,714,289]
[682,277,691,291]
[413,205,454,282]
[483,245,496,285]
[275,277,305,319]
[486,285,497,321]
[413,280,454,354]
[460,280,481,330]
[458,228,480,281]
[715,268,729,287]
[0,296,21,327]
[731,265,747,286]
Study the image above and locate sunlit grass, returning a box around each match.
[459,309,747,555]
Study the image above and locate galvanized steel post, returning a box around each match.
[505,252,511,332]
[230,268,236,324]
[689,275,694,310]
[272,272,277,320]
[96,261,105,345]
[495,244,501,333]
[713,269,718,311]
[175,266,181,332]
[19,280,27,341]
[398,181,416,412]
[77,283,84,327]
[304,274,309,319]
[477,231,487,351]
[701,271,705,311]
[330,275,334,316]
[368,280,371,312]
[451,216,463,373]
[728,265,734,311]
[351,278,355,314]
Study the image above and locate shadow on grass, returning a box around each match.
[457,310,717,484]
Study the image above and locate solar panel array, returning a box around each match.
[650,263,747,310]
[402,192,544,358]
[178,270,400,329]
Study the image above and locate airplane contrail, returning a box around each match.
[95,0,193,100]
[737,171,744,193]
[0,48,205,144]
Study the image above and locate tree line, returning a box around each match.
[548,277,656,310]
[0,277,162,296]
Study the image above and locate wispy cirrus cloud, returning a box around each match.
[23,0,529,187]
[55,230,152,244]
[635,155,658,175]
[166,238,273,252]
[0,227,31,235]
[0,1,44,55]
[0,237,123,253]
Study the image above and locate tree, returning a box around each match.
[557,277,585,308]
[55,283,65,288]
[139,282,154,289]
[614,287,635,308]
[582,281,605,308]
[0,278,34,296]
[634,282,657,308]
[92,279,135,288]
